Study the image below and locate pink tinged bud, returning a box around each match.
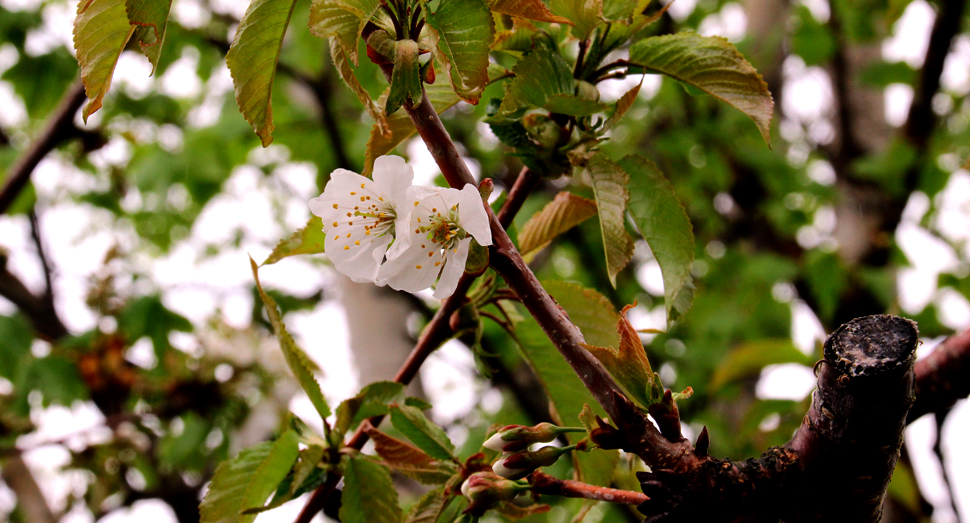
[483,423,566,453]
[461,472,526,515]
[491,445,572,480]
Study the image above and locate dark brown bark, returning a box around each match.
[909,327,970,422]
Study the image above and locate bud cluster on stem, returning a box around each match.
[483,423,585,453]
[492,445,577,480]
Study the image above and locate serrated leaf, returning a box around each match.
[333,381,406,437]
[511,280,619,487]
[365,426,456,484]
[200,431,300,523]
[340,455,403,523]
[602,0,640,21]
[487,0,572,24]
[620,155,694,324]
[543,93,611,116]
[364,82,461,176]
[125,0,172,73]
[548,0,604,38]
[426,0,494,103]
[404,488,450,523]
[582,304,659,407]
[603,81,640,130]
[587,156,635,287]
[628,32,774,145]
[518,191,597,256]
[262,216,327,265]
[226,0,298,147]
[308,0,360,62]
[290,444,326,495]
[386,38,423,115]
[488,45,574,122]
[250,258,331,421]
[389,404,456,462]
[330,38,389,134]
[73,0,136,121]
[710,340,815,390]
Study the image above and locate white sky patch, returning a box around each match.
[0,81,28,128]
[99,499,178,523]
[161,48,203,99]
[698,3,747,42]
[113,51,156,99]
[797,0,830,22]
[420,339,480,425]
[941,36,970,94]
[756,363,816,400]
[664,0,697,22]
[885,84,915,127]
[883,0,935,68]
[782,57,833,123]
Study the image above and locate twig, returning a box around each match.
[0,81,86,216]
[529,470,648,505]
[0,257,68,340]
[28,209,54,299]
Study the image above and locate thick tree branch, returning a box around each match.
[0,81,86,216]
[908,326,970,422]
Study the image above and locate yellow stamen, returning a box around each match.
[416,265,422,269]
[355,240,360,245]
[343,245,350,250]
[332,204,338,209]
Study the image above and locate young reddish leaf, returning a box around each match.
[603,81,641,130]
[517,191,597,257]
[250,258,331,421]
[73,0,136,121]
[587,156,635,287]
[385,38,424,115]
[262,216,327,266]
[629,32,774,145]
[582,304,660,407]
[364,426,457,484]
[330,38,389,134]
[487,0,572,24]
[495,502,552,520]
[620,155,695,325]
[125,0,172,73]
[200,431,300,523]
[226,0,298,147]
[425,0,494,103]
[389,404,457,462]
[308,0,361,63]
[340,455,403,523]
[548,0,604,38]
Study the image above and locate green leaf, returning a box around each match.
[628,32,774,145]
[512,280,619,487]
[262,216,328,265]
[73,0,136,121]
[333,381,406,437]
[118,294,192,358]
[487,45,574,122]
[603,81,640,130]
[709,340,815,390]
[330,38,389,134]
[200,431,301,523]
[543,93,610,116]
[620,155,695,325]
[386,38,424,115]
[340,454,404,523]
[289,444,326,495]
[587,156,635,287]
[404,487,449,523]
[364,82,461,176]
[517,191,597,257]
[548,0,604,38]
[0,315,34,380]
[602,0,640,21]
[308,0,361,62]
[365,426,456,484]
[250,258,331,421]
[125,0,172,73]
[425,0,494,104]
[487,0,572,24]
[226,0,298,147]
[389,404,457,462]
[582,305,660,407]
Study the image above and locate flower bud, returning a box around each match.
[460,471,527,515]
[492,445,573,480]
[483,422,573,453]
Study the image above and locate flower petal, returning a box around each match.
[372,155,413,203]
[379,238,447,292]
[457,184,492,246]
[434,237,471,299]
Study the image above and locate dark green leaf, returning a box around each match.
[487,45,574,122]
[389,404,456,462]
[340,454,403,523]
[333,381,406,437]
[587,155,635,287]
[404,487,449,523]
[426,0,494,103]
[386,38,423,115]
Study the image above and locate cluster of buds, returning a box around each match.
[460,471,530,515]
[483,422,584,453]
[491,445,576,480]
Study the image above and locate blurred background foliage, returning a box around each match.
[1,0,969,521]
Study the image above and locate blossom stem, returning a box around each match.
[528,470,649,505]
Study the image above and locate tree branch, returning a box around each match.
[0,255,68,340]
[529,470,648,505]
[908,326,970,422]
[0,81,86,216]
[0,452,57,523]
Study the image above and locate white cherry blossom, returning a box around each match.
[308,156,413,283]
[378,183,492,298]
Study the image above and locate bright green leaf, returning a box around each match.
[226,0,298,147]
[602,0,639,21]
[340,454,403,523]
[250,258,331,421]
[425,0,494,103]
[517,191,597,257]
[290,444,326,496]
[125,0,172,73]
[629,32,774,145]
[512,280,619,487]
[543,93,611,116]
[308,0,361,62]
[389,404,456,462]
[200,431,300,523]
[487,45,574,122]
[621,155,695,325]
[587,156,635,287]
[73,0,136,121]
[709,339,815,390]
[262,216,327,266]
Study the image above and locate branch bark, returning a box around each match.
[0,452,57,523]
[909,326,970,422]
[529,470,648,505]
[0,81,86,216]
